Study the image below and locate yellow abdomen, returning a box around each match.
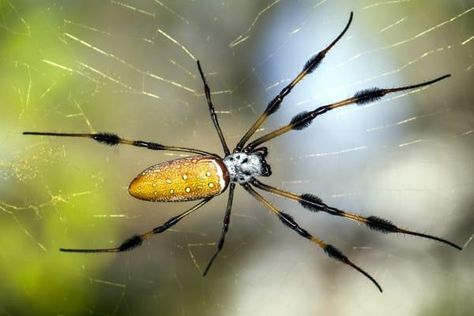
[128,156,229,202]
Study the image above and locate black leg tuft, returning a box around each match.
[290,111,312,130]
[300,193,324,212]
[303,52,324,74]
[324,244,348,262]
[366,216,398,233]
[92,133,120,145]
[354,88,386,105]
[118,235,144,251]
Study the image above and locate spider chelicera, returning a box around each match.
[24,12,462,292]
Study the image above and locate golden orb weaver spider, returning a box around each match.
[24,12,462,292]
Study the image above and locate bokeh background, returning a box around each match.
[1,1,472,315]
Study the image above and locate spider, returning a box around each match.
[24,12,462,292]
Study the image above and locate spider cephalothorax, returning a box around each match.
[224,148,271,183]
[23,12,461,292]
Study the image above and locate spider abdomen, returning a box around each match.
[128,156,229,202]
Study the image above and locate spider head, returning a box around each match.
[223,148,271,183]
[252,147,271,177]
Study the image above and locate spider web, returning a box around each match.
[1,0,473,315]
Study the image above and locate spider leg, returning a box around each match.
[203,183,235,276]
[23,131,217,157]
[234,12,354,152]
[196,60,231,156]
[242,183,383,293]
[60,198,212,253]
[250,178,462,250]
[245,74,451,151]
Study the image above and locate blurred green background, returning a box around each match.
[1,0,472,315]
